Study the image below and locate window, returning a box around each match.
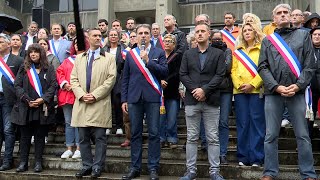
[6,0,22,12]
[45,0,97,12]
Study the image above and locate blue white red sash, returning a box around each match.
[124,32,130,39]
[50,39,59,62]
[152,36,165,50]
[27,64,43,97]
[100,37,105,48]
[129,47,161,95]
[0,56,15,85]
[67,55,76,65]
[221,29,236,47]
[233,49,258,77]
[267,32,313,120]
[121,47,131,60]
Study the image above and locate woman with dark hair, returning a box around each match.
[57,37,89,159]
[37,38,60,71]
[37,28,50,39]
[12,43,57,173]
[11,34,25,58]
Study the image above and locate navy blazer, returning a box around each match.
[121,46,168,103]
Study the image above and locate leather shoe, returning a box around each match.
[261,175,273,180]
[16,162,28,172]
[91,168,101,178]
[149,170,159,180]
[121,140,130,147]
[75,168,92,178]
[0,164,12,171]
[122,169,140,180]
[34,162,42,173]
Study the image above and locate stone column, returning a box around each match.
[309,0,320,13]
[98,0,115,28]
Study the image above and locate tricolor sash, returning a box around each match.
[121,47,131,60]
[129,48,165,114]
[67,55,76,65]
[153,36,165,50]
[27,64,43,97]
[50,39,60,62]
[100,37,105,48]
[0,56,15,85]
[233,49,258,77]
[267,32,313,120]
[221,29,236,47]
[124,32,130,39]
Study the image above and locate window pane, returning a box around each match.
[44,0,59,12]
[6,0,22,12]
[81,0,97,10]
[22,0,34,13]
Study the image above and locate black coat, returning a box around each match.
[2,54,24,106]
[180,46,226,106]
[163,28,188,55]
[11,64,57,126]
[163,51,182,100]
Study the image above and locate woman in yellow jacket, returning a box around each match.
[231,22,265,167]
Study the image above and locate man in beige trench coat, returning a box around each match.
[70,28,116,178]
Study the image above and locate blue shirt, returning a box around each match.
[0,54,9,92]
[87,48,101,64]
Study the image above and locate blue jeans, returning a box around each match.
[128,100,160,172]
[263,94,317,179]
[185,102,220,175]
[235,94,265,165]
[219,92,232,157]
[63,104,79,147]
[282,107,290,120]
[160,99,179,143]
[0,95,15,165]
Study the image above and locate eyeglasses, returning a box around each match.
[163,40,175,44]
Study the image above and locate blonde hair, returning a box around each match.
[237,23,265,49]
[242,13,262,29]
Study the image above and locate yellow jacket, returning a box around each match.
[263,22,277,35]
[231,44,263,94]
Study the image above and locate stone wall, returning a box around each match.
[0,0,26,32]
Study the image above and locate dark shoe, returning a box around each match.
[91,168,101,178]
[16,162,28,172]
[34,162,42,173]
[210,172,224,180]
[0,164,12,171]
[261,175,273,180]
[122,169,140,180]
[161,141,168,148]
[180,171,196,180]
[150,170,159,180]
[75,168,92,178]
[220,156,228,165]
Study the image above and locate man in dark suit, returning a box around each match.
[179,23,225,180]
[151,23,164,50]
[121,24,168,180]
[21,21,38,51]
[0,33,23,171]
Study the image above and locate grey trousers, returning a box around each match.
[185,102,220,175]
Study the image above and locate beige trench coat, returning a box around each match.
[70,50,116,128]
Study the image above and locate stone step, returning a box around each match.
[11,143,320,166]
[4,155,320,180]
[47,132,320,151]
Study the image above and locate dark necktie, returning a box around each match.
[86,51,95,92]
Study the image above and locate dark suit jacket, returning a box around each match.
[2,54,24,106]
[151,38,164,50]
[21,34,37,51]
[180,46,226,106]
[121,46,168,103]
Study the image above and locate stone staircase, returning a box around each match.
[1,110,320,179]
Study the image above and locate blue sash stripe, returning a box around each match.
[0,68,13,85]
[237,49,258,70]
[50,40,59,62]
[31,64,43,96]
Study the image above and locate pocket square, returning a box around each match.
[9,66,14,67]
[152,58,158,61]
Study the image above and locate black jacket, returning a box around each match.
[311,47,320,95]
[303,13,320,29]
[2,54,24,106]
[163,28,187,55]
[11,64,57,126]
[103,43,126,94]
[163,51,182,100]
[21,33,37,51]
[180,46,226,106]
[258,28,316,94]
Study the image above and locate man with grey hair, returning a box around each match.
[258,4,317,180]
[151,23,163,49]
[0,33,23,171]
[121,24,168,180]
[194,14,211,25]
[21,21,38,51]
[163,14,187,55]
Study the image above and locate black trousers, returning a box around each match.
[111,91,123,130]
[19,121,48,163]
[79,127,106,170]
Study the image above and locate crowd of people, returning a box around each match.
[0,2,319,180]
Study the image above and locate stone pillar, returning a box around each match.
[98,0,115,28]
[309,0,320,13]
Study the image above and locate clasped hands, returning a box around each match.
[28,98,44,108]
[238,83,254,93]
[81,94,96,104]
[276,84,300,97]
[192,88,206,101]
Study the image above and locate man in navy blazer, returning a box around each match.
[121,24,168,180]
[49,23,72,63]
